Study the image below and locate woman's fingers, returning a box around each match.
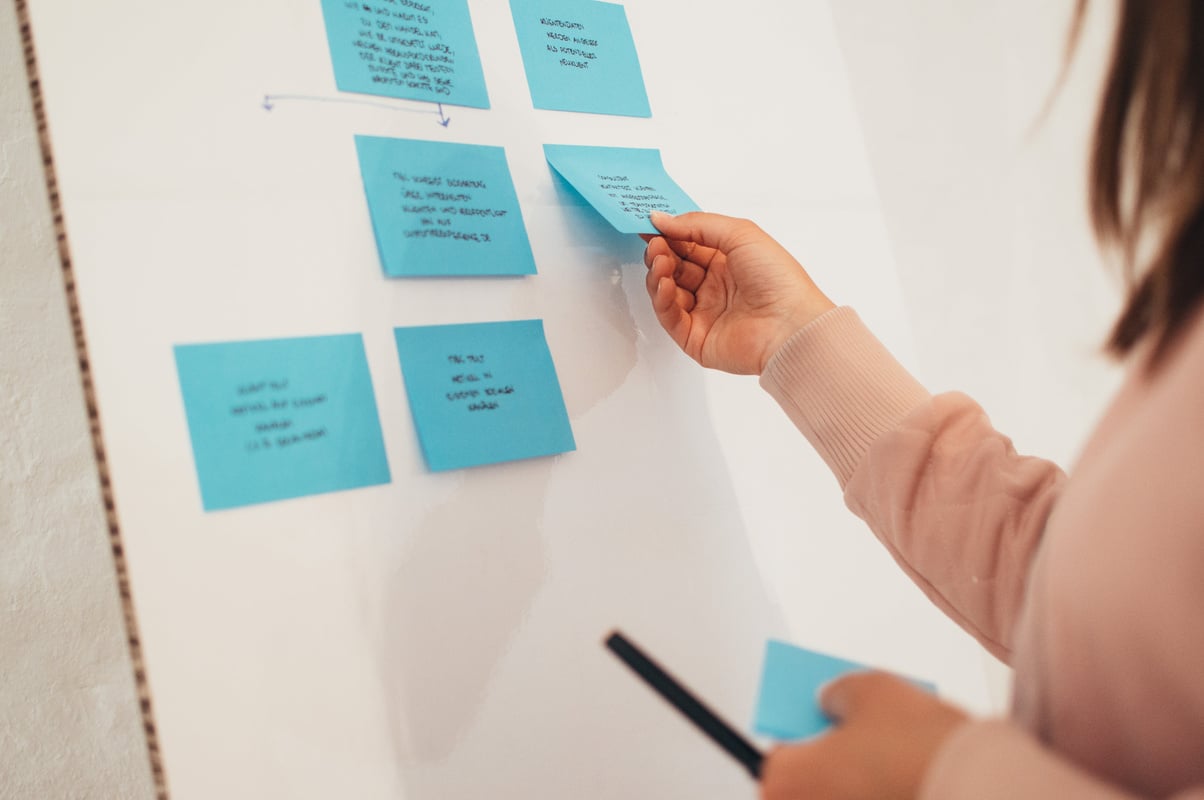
[643,235,672,270]
[819,672,897,723]
[647,253,702,305]
[672,258,707,293]
[648,231,721,280]
[644,236,712,294]
[646,251,673,298]
[653,276,692,348]
[648,255,696,306]
[664,236,721,273]
[675,283,697,312]
[650,210,763,255]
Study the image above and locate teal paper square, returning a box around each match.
[510,0,651,117]
[355,136,536,277]
[174,334,391,511]
[753,640,936,741]
[544,144,699,234]
[320,0,490,109]
[393,320,575,471]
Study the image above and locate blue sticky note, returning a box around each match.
[393,320,575,471]
[174,335,391,511]
[543,144,699,234]
[754,640,936,741]
[355,136,536,277]
[320,0,490,109]
[510,0,651,117]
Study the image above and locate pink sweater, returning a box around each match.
[760,306,1204,798]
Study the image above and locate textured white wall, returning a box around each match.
[0,2,154,797]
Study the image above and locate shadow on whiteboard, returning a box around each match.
[346,246,782,798]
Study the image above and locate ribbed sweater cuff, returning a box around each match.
[758,307,931,488]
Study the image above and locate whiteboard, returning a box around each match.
[27,1,991,797]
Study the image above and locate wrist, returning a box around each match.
[757,299,837,374]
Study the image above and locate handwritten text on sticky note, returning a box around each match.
[510,0,650,117]
[174,334,391,511]
[393,320,575,471]
[356,136,536,277]
[544,144,699,234]
[320,0,490,109]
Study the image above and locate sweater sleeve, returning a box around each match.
[922,721,1204,800]
[759,307,1066,661]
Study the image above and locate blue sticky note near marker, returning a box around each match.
[754,640,936,741]
[510,0,651,117]
[174,335,391,511]
[393,320,575,471]
[320,0,490,109]
[356,136,536,277]
[544,144,699,234]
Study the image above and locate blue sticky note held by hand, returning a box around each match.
[320,0,490,109]
[356,136,536,277]
[174,334,391,511]
[393,320,575,471]
[753,640,936,741]
[510,0,651,117]
[544,144,699,234]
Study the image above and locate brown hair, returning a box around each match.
[1078,1,1204,364]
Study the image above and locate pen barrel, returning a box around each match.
[605,631,764,780]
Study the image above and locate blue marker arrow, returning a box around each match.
[262,94,453,128]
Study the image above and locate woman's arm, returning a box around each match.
[761,308,1065,662]
[645,212,1064,660]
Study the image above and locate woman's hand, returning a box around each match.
[761,672,969,800]
[643,211,834,375]
[760,674,968,800]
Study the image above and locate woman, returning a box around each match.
[640,2,1204,798]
